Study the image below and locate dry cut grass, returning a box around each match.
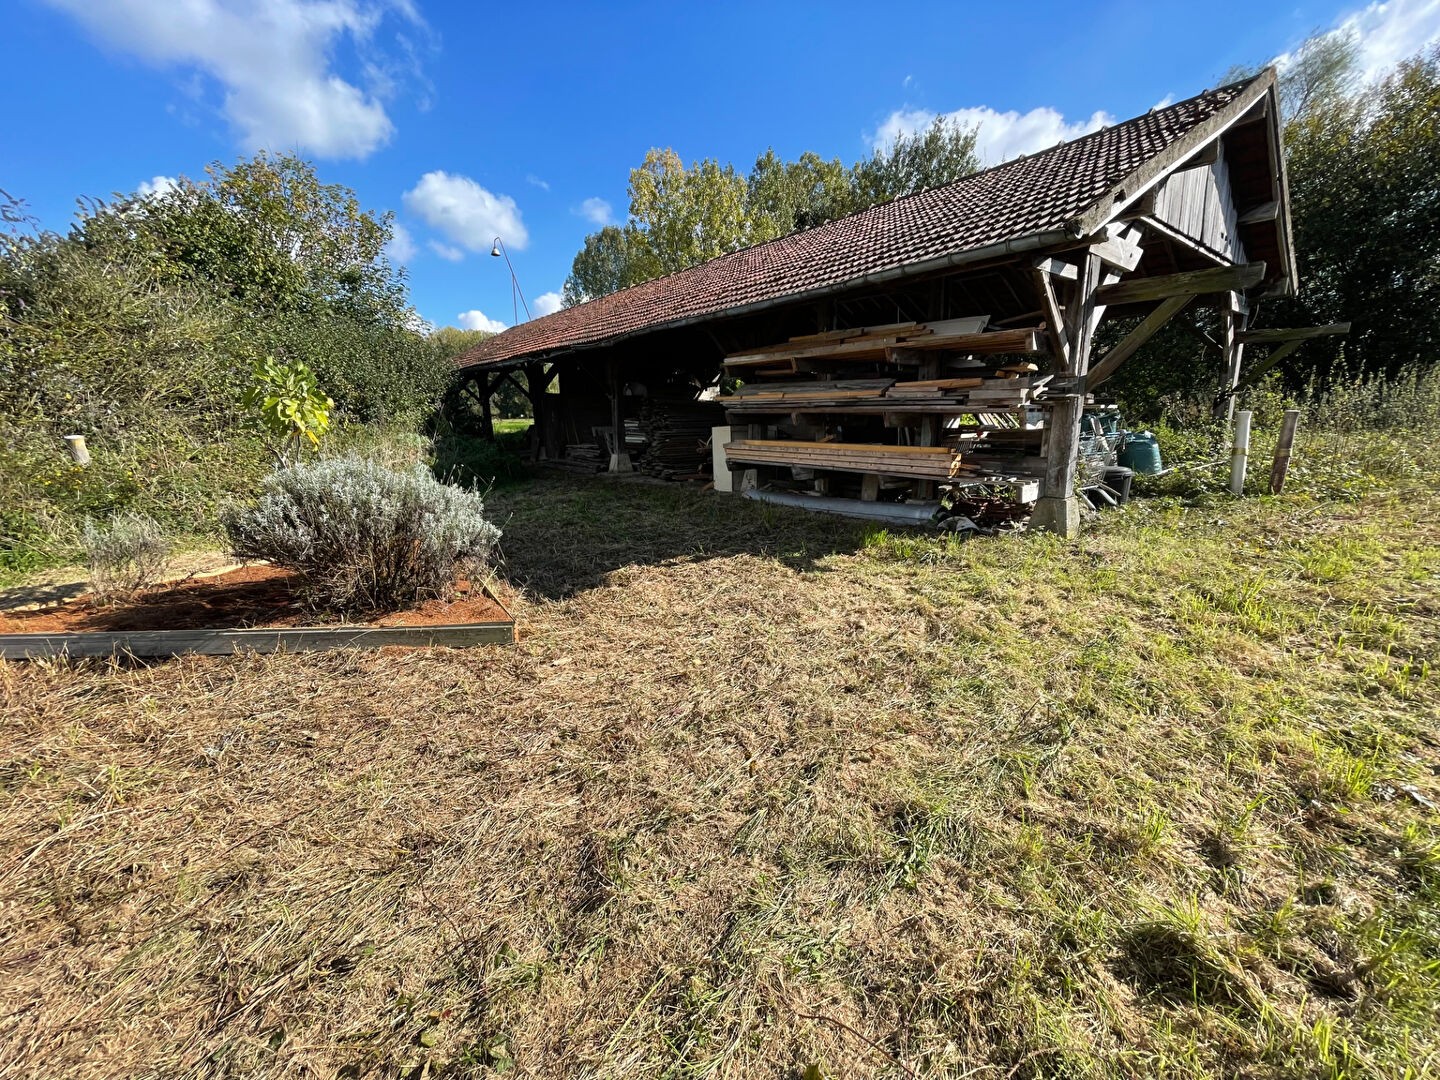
[2,475,1439,1079]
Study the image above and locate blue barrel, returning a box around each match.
[1118,431,1163,474]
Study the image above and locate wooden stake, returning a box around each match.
[1269,409,1300,494]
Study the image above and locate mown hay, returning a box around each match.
[3,475,1438,1078]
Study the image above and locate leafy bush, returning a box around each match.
[81,511,170,603]
[224,456,501,615]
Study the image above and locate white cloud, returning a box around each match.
[576,196,614,226]
[533,291,563,316]
[1279,0,1440,82]
[428,239,464,262]
[403,170,528,252]
[457,310,507,333]
[872,104,1114,166]
[383,221,416,264]
[136,175,179,197]
[526,174,551,191]
[44,0,425,159]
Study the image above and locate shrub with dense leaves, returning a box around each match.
[224,456,501,615]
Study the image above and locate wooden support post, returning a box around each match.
[607,360,633,473]
[1269,409,1300,494]
[860,474,880,502]
[479,374,495,442]
[914,354,941,499]
[1032,251,1107,537]
[524,362,548,460]
[1216,294,1246,422]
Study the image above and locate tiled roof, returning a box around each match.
[459,77,1262,370]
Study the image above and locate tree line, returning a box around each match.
[562,118,981,304]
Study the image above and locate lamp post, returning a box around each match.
[490,236,531,325]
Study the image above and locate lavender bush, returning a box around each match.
[224,456,501,614]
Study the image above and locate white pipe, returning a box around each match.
[743,488,941,524]
[1229,410,1251,495]
[63,434,90,466]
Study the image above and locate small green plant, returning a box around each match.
[224,456,501,615]
[243,356,334,463]
[80,511,170,603]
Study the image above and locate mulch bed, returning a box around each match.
[0,565,510,634]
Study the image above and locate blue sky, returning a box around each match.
[4,0,1438,332]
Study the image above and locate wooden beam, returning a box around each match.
[1089,224,1144,272]
[1095,262,1266,305]
[1032,266,1069,367]
[1228,338,1306,396]
[1216,298,1245,422]
[1032,257,1079,281]
[1237,200,1279,225]
[1136,214,1231,266]
[1236,322,1351,344]
[1087,294,1195,389]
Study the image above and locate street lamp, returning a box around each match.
[490,236,531,325]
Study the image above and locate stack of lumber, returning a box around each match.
[723,438,1039,482]
[557,443,606,472]
[724,439,959,479]
[724,367,1045,414]
[722,318,1047,377]
[725,379,895,412]
[636,397,722,480]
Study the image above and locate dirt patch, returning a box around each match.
[0,564,510,633]
[0,550,243,613]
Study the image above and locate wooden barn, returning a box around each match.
[454,68,1341,534]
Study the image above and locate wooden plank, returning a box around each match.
[1236,322,1350,344]
[0,622,515,659]
[1087,294,1195,389]
[1096,262,1266,305]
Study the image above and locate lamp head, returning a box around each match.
[490,238,502,258]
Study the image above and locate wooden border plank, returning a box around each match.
[0,621,514,659]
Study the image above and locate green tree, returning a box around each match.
[626,149,754,276]
[77,152,408,325]
[747,149,854,240]
[1278,46,1440,380]
[562,120,982,305]
[850,116,981,207]
[562,224,651,306]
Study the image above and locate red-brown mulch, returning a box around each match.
[0,565,510,634]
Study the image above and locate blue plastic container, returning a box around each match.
[1118,431,1163,474]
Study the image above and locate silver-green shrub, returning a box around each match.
[224,456,501,614]
[81,511,171,603]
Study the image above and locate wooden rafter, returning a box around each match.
[1237,322,1351,344]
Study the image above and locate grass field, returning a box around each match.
[3,474,1438,1078]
